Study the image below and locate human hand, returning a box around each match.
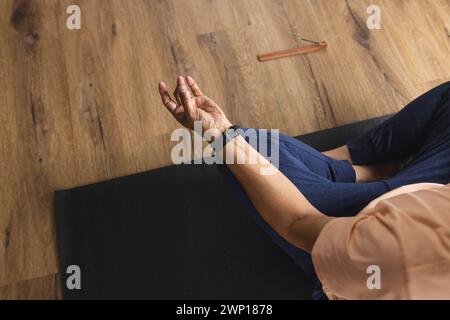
[158,76,232,137]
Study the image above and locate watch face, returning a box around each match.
[223,127,240,145]
[225,131,236,140]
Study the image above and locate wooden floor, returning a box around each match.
[0,0,449,299]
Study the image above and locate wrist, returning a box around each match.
[217,120,233,133]
[221,124,241,147]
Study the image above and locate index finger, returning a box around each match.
[177,76,196,120]
[186,76,204,97]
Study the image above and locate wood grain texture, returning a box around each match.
[0,0,449,299]
[0,274,61,300]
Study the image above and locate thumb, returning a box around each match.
[177,76,197,121]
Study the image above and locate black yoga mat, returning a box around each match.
[55,115,391,300]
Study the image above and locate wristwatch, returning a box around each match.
[222,125,241,146]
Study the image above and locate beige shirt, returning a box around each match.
[312,183,450,300]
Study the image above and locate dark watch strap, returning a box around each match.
[222,125,241,146]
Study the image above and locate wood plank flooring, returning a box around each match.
[0,0,448,299]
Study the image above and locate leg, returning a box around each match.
[347,81,450,164]
[386,86,450,188]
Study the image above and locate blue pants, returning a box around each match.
[219,82,450,299]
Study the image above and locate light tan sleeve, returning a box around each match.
[311,214,408,300]
[312,186,450,300]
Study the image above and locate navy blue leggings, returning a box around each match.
[219,82,450,297]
